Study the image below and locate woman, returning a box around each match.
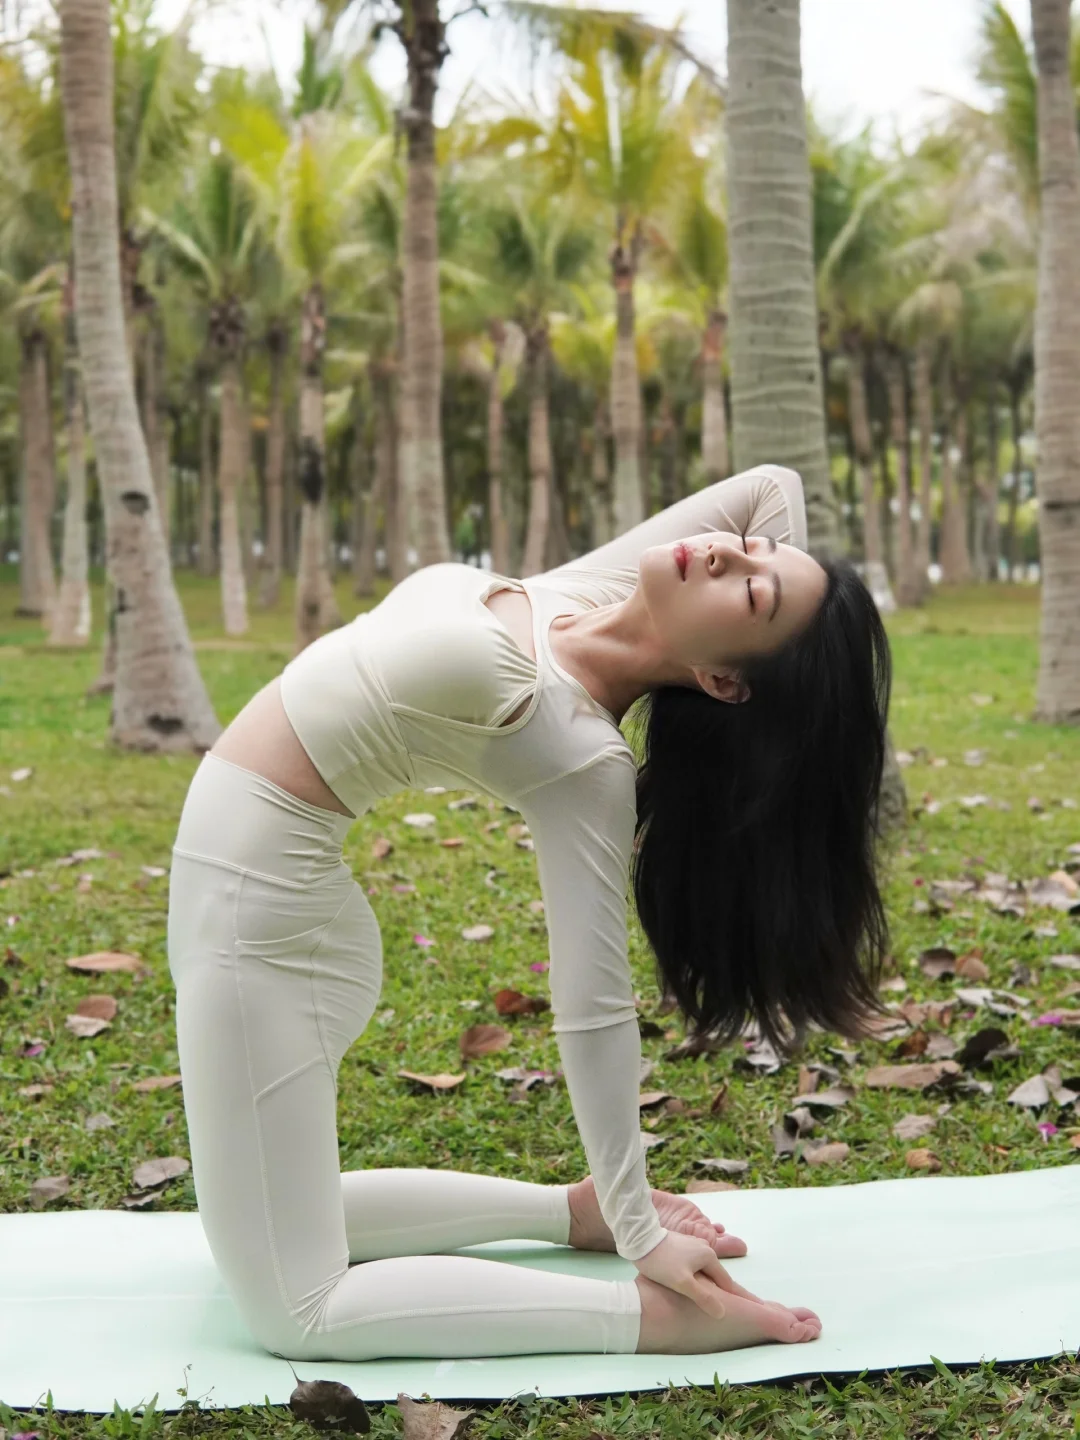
[167,463,891,1363]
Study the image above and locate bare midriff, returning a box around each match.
[209,677,356,818]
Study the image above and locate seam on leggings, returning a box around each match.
[314,1296,639,1336]
[172,846,310,890]
[252,1054,327,1105]
[357,1210,567,1240]
[308,883,358,1094]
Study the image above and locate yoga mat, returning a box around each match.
[2,1165,1078,1412]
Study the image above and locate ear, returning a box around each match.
[693,666,751,705]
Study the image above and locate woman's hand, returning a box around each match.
[632,1230,738,1319]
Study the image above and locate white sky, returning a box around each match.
[155,0,1030,139]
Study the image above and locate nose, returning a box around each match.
[704,539,753,575]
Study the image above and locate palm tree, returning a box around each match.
[550,288,615,547]
[725,0,836,552]
[150,150,269,635]
[1030,0,1080,724]
[58,0,218,750]
[48,262,91,644]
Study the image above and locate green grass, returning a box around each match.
[1,567,1079,1437]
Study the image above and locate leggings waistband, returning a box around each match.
[173,753,354,887]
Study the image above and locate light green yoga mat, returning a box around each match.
[2,1165,1078,1412]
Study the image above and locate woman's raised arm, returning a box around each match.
[516,749,668,1264]
[541,464,808,581]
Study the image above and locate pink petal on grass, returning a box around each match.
[1035,1013,1065,1026]
[529,961,549,972]
[1038,1123,1059,1140]
[413,934,436,947]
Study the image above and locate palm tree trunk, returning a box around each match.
[398,0,451,568]
[294,282,335,652]
[726,0,836,552]
[658,390,677,510]
[520,325,552,578]
[141,301,170,557]
[939,362,973,585]
[16,325,58,619]
[982,386,1001,581]
[913,339,934,601]
[701,306,730,482]
[590,397,615,547]
[59,0,218,751]
[49,272,92,646]
[259,322,287,607]
[610,230,644,533]
[1005,377,1023,578]
[196,364,215,578]
[216,350,249,636]
[846,336,895,611]
[487,320,511,576]
[886,348,918,605]
[1032,0,1080,721]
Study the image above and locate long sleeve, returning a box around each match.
[517,750,667,1264]
[541,464,808,581]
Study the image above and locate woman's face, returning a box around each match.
[641,531,829,691]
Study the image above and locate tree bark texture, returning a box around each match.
[59,0,219,750]
[846,338,895,611]
[196,364,215,578]
[886,348,918,605]
[487,320,511,577]
[590,398,615,547]
[981,389,1001,581]
[726,0,836,552]
[398,0,451,569]
[520,326,552,577]
[938,363,973,584]
[216,348,249,635]
[610,235,644,533]
[16,324,58,619]
[141,300,170,555]
[912,339,934,601]
[1031,0,1080,722]
[294,282,335,653]
[701,307,730,483]
[49,276,92,646]
[259,322,287,607]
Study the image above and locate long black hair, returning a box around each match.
[627,554,892,1057]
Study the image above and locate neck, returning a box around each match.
[552,586,696,725]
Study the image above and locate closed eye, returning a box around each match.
[742,534,754,614]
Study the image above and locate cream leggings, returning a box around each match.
[167,753,642,1362]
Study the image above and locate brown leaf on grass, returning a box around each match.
[894,1030,929,1059]
[132,1156,190,1190]
[439,838,466,849]
[64,1013,110,1038]
[918,946,957,980]
[685,1179,739,1194]
[790,1086,855,1109]
[796,1064,820,1094]
[1049,954,1080,971]
[76,994,118,1021]
[1006,1074,1051,1109]
[955,949,990,981]
[397,1393,474,1440]
[898,1000,955,1028]
[925,1033,959,1060]
[893,1113,936,1142]
[18,1083,53,1099]
[398,1070,467,1092]
[371,837,393,859]
[65,951,145,975]
[130,1075,182,1092]
[30,1174,70,1209]
[709,1083,729,1115]
[1049,869,1080,896]
[694,1157,749,1175]
[864,1061,961,1090]
[856,1012,911,1041]
[906,1149,942,1172]
[459,1024,511,1059]
[289,1379,371,1433]
[803,1142,849,1166]
[494,988,549,1016]
[638,1091,672,1109]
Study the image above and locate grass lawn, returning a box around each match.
[1,566,1079,1437]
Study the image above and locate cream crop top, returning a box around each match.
[279,465,808,1263]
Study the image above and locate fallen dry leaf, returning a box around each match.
[397,1070,467,1092]
[30,1174,69,1208]
[371,837,393,859]
[494,988,549,1016]
[894,1030,930,1059]
[906,1149,941,1172]
[289,1378,371,1433]
[898,999,955,1028]
[918,946,957,980]
[132,1156,190,1190]
[790,1086,855,1109]
[1049,954,1080,971]
[440,838,465,849]
[1049,869,1080,896]
[461,924,494,941]
[685,1179,738,1194]
[803,1141,849,1166]
[397,1393,474,1440]
[18,1083,53,1099]
[796,1064,820,1094]
[402,813,436,828]
[1007,1074,1051,1109]
[75,994,118,1021]
[65,951,145,975]
[460,1023,512,1059]
[638,1090,672,1109]
[864,1061,961,1090]
[130,1075,182,1092]
[893,1113,936,1142]
[694,1157,749,1175]
[64,1013,110,1038]
[955,950,990,981]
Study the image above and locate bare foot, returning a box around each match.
[635,1274,821,1354]
[567,1174,748,1261]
